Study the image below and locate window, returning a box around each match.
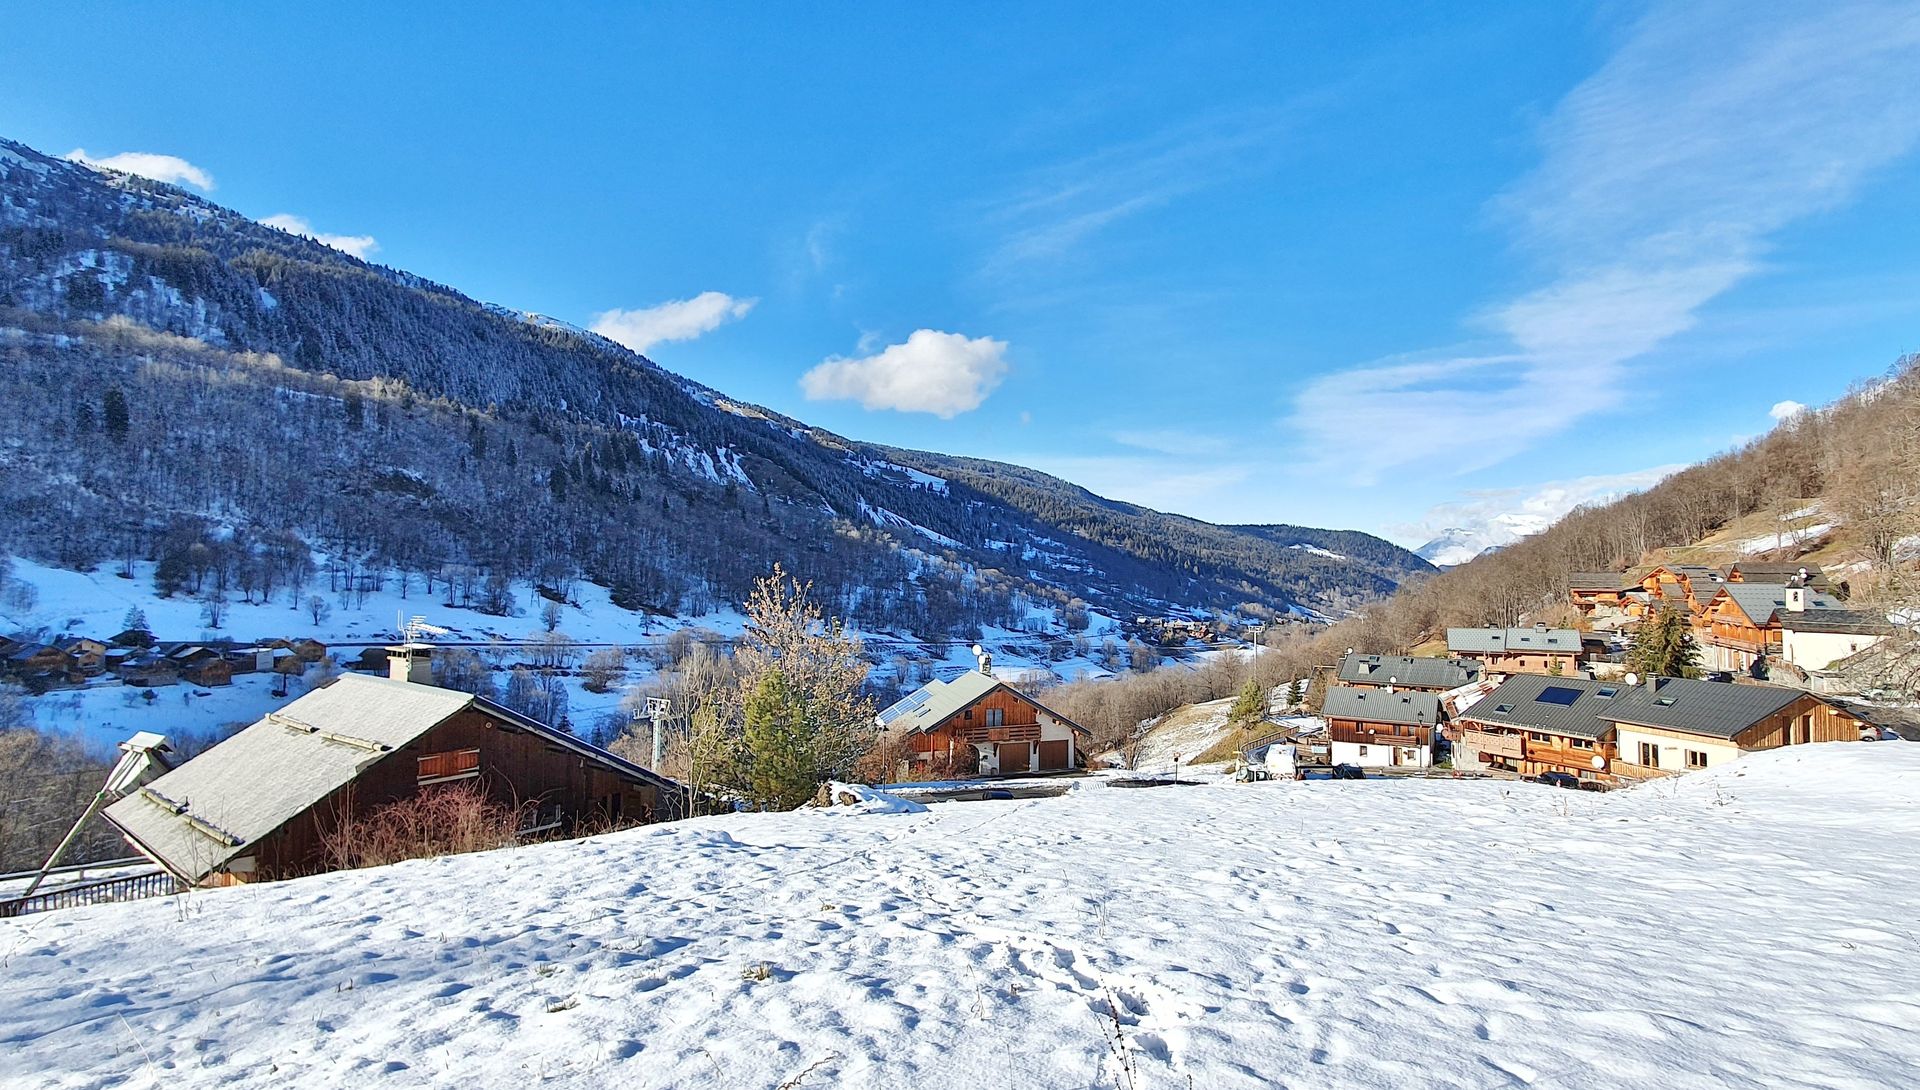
[963,709,973,720]
[417,748,480,783]
[986,708,1004,728]
[1494,703,1514,713]
[1530,732,1552,744]
[1571,738,1593,750]
[1685,750,1708,769]
[1638,742,1660,768]
[1536,686,1582,706]
[1358,745,1369,756]
[1596,687,1618,699]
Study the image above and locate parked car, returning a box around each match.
[1704,671,1735,683]
[1331,764,1366,780]
[1536,771,1581,790]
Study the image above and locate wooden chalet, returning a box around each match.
[1452,673,1863,783]
[1446,625,1583,676]
[1335,653,1483,692]
[4,643,76,681]
[115,652,179,687]
[1638,565,1724,618]
[1322,685,1440,769]
[104,655,679,888]
[182,656,234,687]
[1567,572,1637,613]
[54,636,110,675]
[877,661,1089,777]
[1696,581,1844,673]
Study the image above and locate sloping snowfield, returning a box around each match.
[4,746,1917,1089]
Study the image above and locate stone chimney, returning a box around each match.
[387,641,433,684]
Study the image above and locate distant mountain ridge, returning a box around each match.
[0,135,1433,633]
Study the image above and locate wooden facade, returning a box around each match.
[215,707,665,884]
[905,684,1084,776]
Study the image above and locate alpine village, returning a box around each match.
[4,8,1919,1088]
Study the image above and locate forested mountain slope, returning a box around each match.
[1317,352,1920,663]
[0,137,1431,635]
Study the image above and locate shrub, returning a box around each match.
[323,782,522,870]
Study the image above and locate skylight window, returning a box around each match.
[1596,687,1619,698]
[1494,703,1514,713]
[1655,697,1676,706]
[1536,686,1582,706]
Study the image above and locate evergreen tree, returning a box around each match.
[102,386,129,444]
[1228,678,1265,723]
[741,668,816,811]
[1626,605,1703,679]
[121,606,150,635]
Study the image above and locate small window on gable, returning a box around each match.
[963,709,973,720]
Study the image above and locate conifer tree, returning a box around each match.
[1626,605,1703,679]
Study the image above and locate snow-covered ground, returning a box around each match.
[4,744,1914,1089]
[3,556,1132,753]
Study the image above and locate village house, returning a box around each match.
[1723,562,1837,593]
[103,647,679,888]
[877,654,1089,777]
[1335,652,1483,692]
[1322,685,1440,769]
[4,643,76,684]
[114,651,179,687]
[1567,572,1638,613]
[1452,673,1863,783]
[53,636,110,676]
[1446,625,1583,676]
[1695,581,1845,673]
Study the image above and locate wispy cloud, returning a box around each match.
[65,148,214,190]
[1288,1,1920,482]
[590,291,756,356]
[800,330,1009,418]
[1111,428,1233,457]
[260,213,379,260]
[979,108,1293,273]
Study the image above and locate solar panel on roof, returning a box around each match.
[877,688,934,724]
[1536,685,1582,706]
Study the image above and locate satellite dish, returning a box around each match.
[1624,672,1639,686]
[971,644,984,657]
[1590,755,1605,770]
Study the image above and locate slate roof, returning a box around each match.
[1781,608,1887,635]
[1711,583,1841,625]
[876,670,1087,736]
[1457,673,1813,742]
[1569,572,1635,590]
[1446,627,1582,655]
[1336,653,1482,690]
[1322,686,1441,727]
[104,674,677,884]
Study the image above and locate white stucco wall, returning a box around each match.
[1331,740,1431,769]
[1613,727,1739,774]
[1782,629,1882,671]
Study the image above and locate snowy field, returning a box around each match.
[5,744,1916,1089]
[4,556,1128,753]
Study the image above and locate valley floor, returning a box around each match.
[3,746,1916,1089]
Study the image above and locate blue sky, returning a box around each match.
[6,2,1919,548]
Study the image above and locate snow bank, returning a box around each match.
[816,782,929,815]
[6,745,1916,1089]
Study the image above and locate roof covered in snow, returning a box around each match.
[104,674,676,884]
[876,670,1085,736]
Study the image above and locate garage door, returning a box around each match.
[996,742,1031,775]
[1036,739,1070,771]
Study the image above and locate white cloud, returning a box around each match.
[260,213,380,260]
[1769,399,1808,422]
[589,292,756,355]
[65,148,214,190]
[800,330,1009,418]
[1288,1,1920,482]
[1391,464,1689,553]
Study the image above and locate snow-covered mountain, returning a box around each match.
[0,134,1433,630]
[1414,527,1509,567]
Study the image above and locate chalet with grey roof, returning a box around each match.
[1697,581,1844,673]
[1322,685,1441,769]
[1451,673,1862,783]
[1336,653,1483,693]
[1446,625,1583,676]
[877,654,1088,777]
[105,664,679,887]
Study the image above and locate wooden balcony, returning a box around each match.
[417,748,481,783]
